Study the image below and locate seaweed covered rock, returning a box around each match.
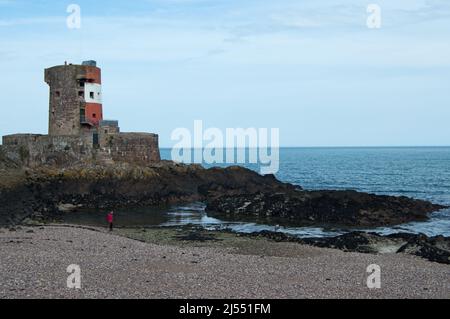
[245,230,450,265]
[206,190,447,227]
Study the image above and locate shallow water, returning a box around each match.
[63,147,450,238]
[64,201,450,238]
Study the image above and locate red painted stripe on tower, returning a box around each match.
[85,66,102,84]
[85,103,103,126]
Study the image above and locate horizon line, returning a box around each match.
[159,145,450,149]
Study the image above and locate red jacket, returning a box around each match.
[107,213,114,223]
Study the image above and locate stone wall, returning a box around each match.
[2,62,161,169]
[2,134,94,167]
[99,132,161,164]
[45,65,84,136]
[1,132,160,167]
[45,64,102,137]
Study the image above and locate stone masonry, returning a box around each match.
[1,61,160,167]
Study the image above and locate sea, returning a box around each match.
[62,147,450,238]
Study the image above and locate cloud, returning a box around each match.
[0,1,449,71]
[1,0,450,69]
[0,16,62,27]
[269,14,323,28]
[0,0,449,146]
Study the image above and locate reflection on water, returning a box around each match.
[51,148,450,237]
[62,205,171,228]
[63,202,450,238]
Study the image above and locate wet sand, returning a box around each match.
[0,225,448,299]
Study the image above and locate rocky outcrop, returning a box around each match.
[243,230,450,265]
[205,190,446,227]
[393,233,450,265]
[0,163,295,225]
[0,147,19,170]
[305,232,450,264]
[0,158,446,229]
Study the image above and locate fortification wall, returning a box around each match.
[2,62,161,169]
[1,132,160,167]
[100,133,161,164]
[2,134,94,167]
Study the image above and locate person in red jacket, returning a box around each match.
[107,211,114,231]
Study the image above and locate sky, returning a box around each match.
[0,0,449,147]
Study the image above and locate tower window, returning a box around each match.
[79,82,85,87]
[80,108,85,123]
[55,91,60,97]
[78,91,84,97]
[93,113,96,118]
[90,92,94,99]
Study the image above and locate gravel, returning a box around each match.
[0,226,449,299]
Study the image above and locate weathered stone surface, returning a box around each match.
[1,132,160,168]
[394,233,450,264]
[1,62,161,168]
[243,230,450,265]
[45,64,88,136]
[0,148,19,170]
[304,232,450,265]
[0,148,447,266]
[0,163,294,225]
[0,156,446,230]
[205,190,447,227]
[103,132,160,164]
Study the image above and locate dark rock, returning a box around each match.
[0,163,295,225]
[0,161,446,231]
[206,190,446,227]
[175,231,220,242]
[245,230,300,243]
[396,235,450,264]
[302,232,380,253]
[0,149,20,170]
[245,230,450,265]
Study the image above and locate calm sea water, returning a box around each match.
[64,147,450,238]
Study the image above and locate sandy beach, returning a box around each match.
[0,225,448,299]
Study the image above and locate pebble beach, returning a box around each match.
[0,225,448,299]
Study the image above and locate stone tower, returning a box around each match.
[45,61,103,136]
[2,60,160,167]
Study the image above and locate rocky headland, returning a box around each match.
[0,161,294,225]
[0,160,446,227]
[205,190,445,227]
[0,155,448,265]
